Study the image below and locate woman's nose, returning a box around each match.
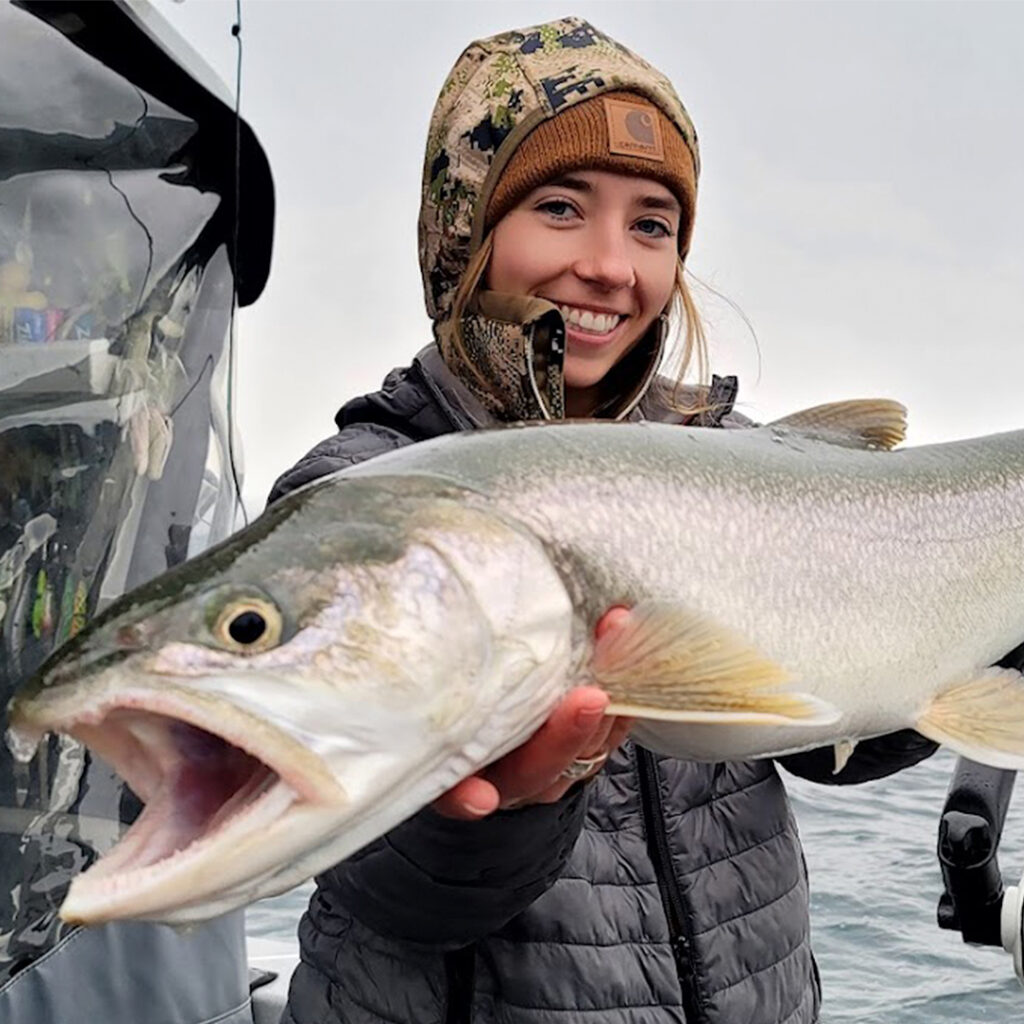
[572,232,636,291]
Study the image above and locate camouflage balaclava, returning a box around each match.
[419,16,700,422]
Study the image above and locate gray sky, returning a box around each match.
[151,0,1024,511]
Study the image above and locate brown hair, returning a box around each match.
[438,232,710,416]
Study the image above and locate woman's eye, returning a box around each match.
[536,199,579,221]
[635,218,673,239]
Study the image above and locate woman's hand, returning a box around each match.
[432,687,634,819]
[433,607,636,820]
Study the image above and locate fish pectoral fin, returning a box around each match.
[591,601,840,726]
[768,399,907,450]
[917,668,1024,770]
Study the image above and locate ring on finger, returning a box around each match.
[559,751,609,781]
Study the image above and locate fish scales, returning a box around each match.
[345,422,1024,751]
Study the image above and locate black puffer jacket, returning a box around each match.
[271,347,937,1024]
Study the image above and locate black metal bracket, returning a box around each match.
[938,641,1024,947]
[937,757,1015,946]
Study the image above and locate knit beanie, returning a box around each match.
[485,90,698,254]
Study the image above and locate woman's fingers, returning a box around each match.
[432,774,501,821]
[432,687,611,819]
[485,687,609,804]
[595,604,632,640]
[433,610,641,819]
[605,715,636,752]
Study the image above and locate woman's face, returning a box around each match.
[487,169,682,411]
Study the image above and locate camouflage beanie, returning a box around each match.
[419,17,699,421]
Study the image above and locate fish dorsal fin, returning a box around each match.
[590,602,839,725]
[917,668,1024,770]
[769,399,907,450]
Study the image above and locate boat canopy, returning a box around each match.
[0,0,273,997]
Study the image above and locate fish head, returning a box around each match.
[6,474,574,925]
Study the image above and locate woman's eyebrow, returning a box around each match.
[637,195,682,214]
[543,175,592,193]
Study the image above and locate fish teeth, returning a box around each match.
[557,304,622,335]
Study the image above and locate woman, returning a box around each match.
[272,17,935,1024]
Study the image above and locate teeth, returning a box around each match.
[557,305,622,335]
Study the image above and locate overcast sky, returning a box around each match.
[149,0,1024,511]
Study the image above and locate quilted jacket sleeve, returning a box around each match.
[320,790,590,948]
[267,423,414,503]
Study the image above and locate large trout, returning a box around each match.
[8,400,1024,924]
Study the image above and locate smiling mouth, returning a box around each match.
[550,302,628,340]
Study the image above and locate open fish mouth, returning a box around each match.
[8,689,346,924]
[71,708,290,880]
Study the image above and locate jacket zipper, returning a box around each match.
[636,745,703,1022]
[444,944,475,1023]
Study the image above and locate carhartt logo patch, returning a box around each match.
[604,97,664,162]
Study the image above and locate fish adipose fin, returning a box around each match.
[917,668,1024,770]
[591,602,840,725]
[834,739,858,774]
[769,399,907,450]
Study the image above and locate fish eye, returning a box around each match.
[229,610,266,645]
[212,597,282,654]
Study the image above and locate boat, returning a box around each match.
[0,2,284,1020]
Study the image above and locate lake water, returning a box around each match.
[246,750,1024,1021]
